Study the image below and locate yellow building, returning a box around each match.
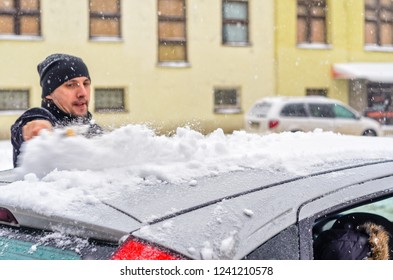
[0,0,275,139]
[276,0,393,129]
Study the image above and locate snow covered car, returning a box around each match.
[244,96,383,136]
[2,158,393,260]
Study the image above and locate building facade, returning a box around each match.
[0,0,275,139]
[4,0,393,140]
[276,0,393,130]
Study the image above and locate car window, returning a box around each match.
[248,102,271,117]
[333,104,356,119]
[342,196,393,220]
[0,236,81,260]
[312,195,393,260]
[280,103,308,117]
[308,103,335,118]
[0,225,117,260]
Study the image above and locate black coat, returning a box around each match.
[313,228,370,260]
[11,100,102,167]
[313,219,391,260]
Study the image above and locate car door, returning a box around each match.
[306,103,335,132]
[297,175,393,260]
[279,103,309,132]
[331,103,362,135]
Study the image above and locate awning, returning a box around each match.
[332,63,393,83]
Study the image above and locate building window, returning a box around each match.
[306,88,328,96]
[297,0,327,44]
[94,88,125,112]
[222,0,249,45]
[214,88,241,114]
[0,89,29,111]
[157,0,187,63]
[364,82,393,125]
[365,0,393,46]
[89,0,121,39]
[0,0,41,36]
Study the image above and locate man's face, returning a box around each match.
[46,77,91,116]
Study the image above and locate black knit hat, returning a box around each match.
[37,53,91,98]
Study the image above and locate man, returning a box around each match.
[11,53,102,167]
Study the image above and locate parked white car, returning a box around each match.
[244,96,383,136]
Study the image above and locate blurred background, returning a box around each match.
[1,0,393,139]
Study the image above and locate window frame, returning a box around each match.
[0,0,41,37]
[306,88,328,97]
[310,193,393,260]
[297,0,328,46]
[222,0,250,46]
[88,0,122,40]
[213,87,242,114]
[94,88,126,113]
[247,189,393,260]
[157,0,188,66]
[0,89,29,111]
[365,0,393,47]
[299,183,393,260]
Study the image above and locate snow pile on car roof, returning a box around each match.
[2,124,393,216]
[15,124,393,181]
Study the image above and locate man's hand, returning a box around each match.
[22,120,53,141]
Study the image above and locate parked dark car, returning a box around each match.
[1,157,393,260]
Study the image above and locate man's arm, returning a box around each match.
[22,120,53,141]
[11,108,56,167]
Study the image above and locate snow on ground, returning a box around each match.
[2,124,393,216]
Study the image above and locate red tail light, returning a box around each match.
[0,207,18,225]
[111,236,184,260]
[268,120,279,129]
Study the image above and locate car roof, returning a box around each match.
[130,160,393,259]
[254,96,342,105]
[2,159,393,248]
[103,160,389,223]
